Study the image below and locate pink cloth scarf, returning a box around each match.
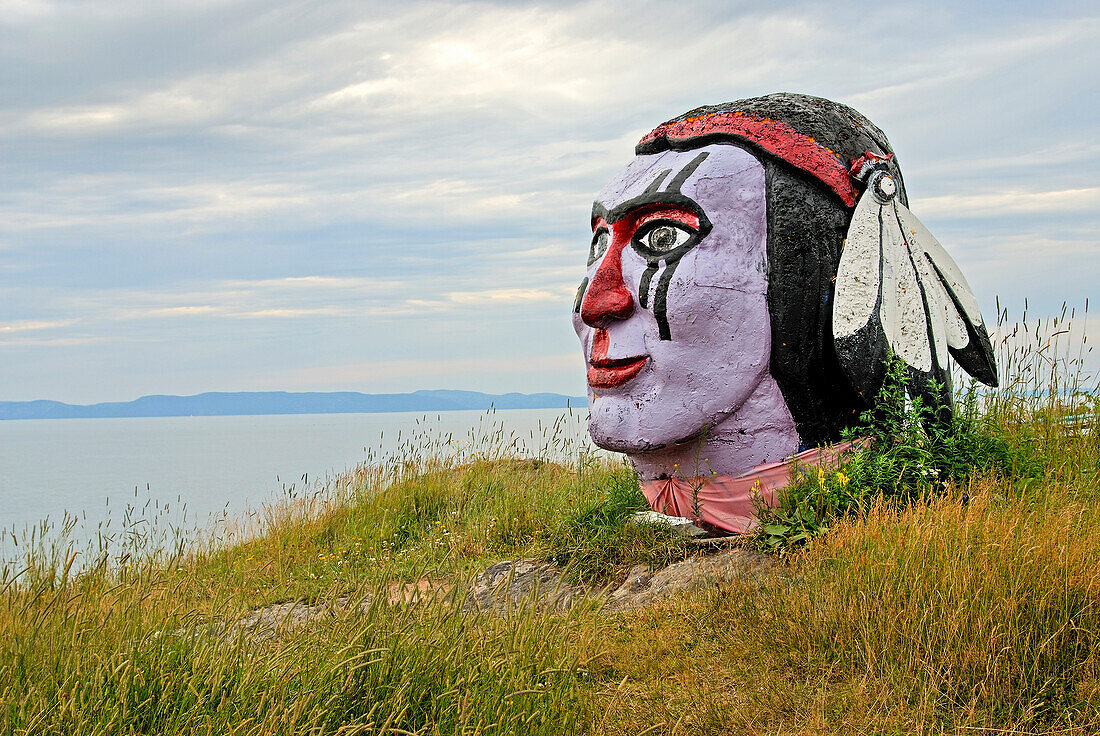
[640,439,866,534]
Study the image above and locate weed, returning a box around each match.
[540,461,689,583]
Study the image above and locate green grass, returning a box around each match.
[2,304,1098,734]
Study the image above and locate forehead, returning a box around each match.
[596,144,763,211]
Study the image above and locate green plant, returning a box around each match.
[756,355,1030,553]
[540,463,688,583]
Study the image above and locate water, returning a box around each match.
[0,408,593,567]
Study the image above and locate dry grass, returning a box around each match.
[1,303,1097,734]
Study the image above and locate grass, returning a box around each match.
[1,302,1098,734]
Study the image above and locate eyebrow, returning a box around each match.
[592,151,711,225]
[592,191,705,226]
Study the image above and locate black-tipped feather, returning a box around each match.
[833,190,998,405]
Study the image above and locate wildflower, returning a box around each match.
[836,471,849,487]
[817,468,826,488]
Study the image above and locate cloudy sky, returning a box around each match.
[1,0,1096,403]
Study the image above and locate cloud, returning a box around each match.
[0,319,74,333]
[0,269,580,351]
[0,335,111,348]
[0,0,1097,402]
[441,287,567,305]
[912,187,1100,218]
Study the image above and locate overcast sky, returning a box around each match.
[1,0,1096,403]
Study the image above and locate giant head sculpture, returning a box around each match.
[572,93,997,532]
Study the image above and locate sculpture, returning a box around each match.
[572,93,997,533]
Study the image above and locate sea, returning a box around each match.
[0,408,594,568]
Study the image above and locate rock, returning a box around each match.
[467,549,778,615]
[465,559,588,612]
[215,551,778,641]
[222,600,333,642]
[605,548,776,611]
[629,509,712,539]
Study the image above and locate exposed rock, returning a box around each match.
[221,579,452,643]
[218,551,778,640]
[604,548,776,611]
[221,600,334,642]
[467,549,777,614]
[465,559,588,612]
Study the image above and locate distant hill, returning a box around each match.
[0,390,585,420]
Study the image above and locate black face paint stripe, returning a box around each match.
[573,277,589,313]
[643,169,672,195]
[592,152,712,334]
[638,262,659,309]
[664,151,710,194]
[654,259,682,340]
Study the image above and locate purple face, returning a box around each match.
[573,144,798,476]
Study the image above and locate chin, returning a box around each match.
[586,391,702,453]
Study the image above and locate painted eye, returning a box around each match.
[634,223,693,256]
[589,229,610,264]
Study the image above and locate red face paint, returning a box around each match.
[629,206,701,232]
[580,204,701,327]
[580,205,702,388]
[580,216,633,328]
[586,328,647,388]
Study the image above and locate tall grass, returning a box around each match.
[2,572,600,734]
[1,300,1097,735]
[597,486,1100,734]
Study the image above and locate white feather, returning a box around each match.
[910,230,953,371]
[833,188,883,339]
[894,204,985,330]
[881,209,932,372]
[833,177,997,391]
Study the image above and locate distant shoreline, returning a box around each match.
[0,390,584,421]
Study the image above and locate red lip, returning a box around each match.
[588,356,648,388]
[588,328,648,388]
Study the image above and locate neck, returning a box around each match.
[628,376,800,481]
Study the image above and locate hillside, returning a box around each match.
[0,389,583,420]
[2,321,1097,734]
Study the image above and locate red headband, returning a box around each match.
[637,111,859,207]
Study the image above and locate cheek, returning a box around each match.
[655,281,772,371]
[572,311,586,340]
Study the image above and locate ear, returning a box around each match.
[832,168,997,405]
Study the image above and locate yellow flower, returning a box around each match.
[817,468,826,487]
[836,471,849,486]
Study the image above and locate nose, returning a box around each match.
[581,241,634,327]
